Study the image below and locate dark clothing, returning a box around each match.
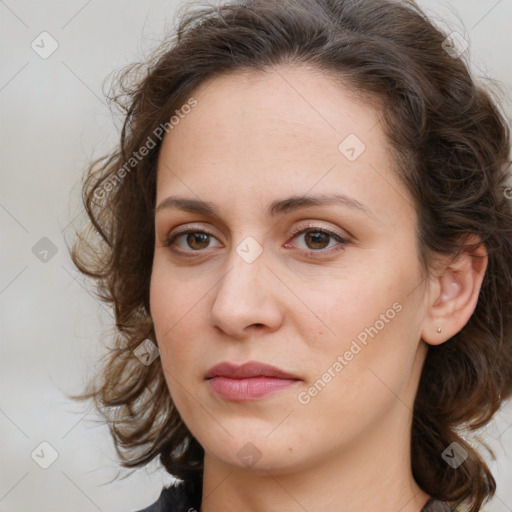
[135,473,455,512]
[136,475,201,512]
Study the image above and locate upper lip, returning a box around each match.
[205,361,301,380]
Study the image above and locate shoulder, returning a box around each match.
[133,474,202,512]
[133,483,188,512]
[420,499,458,512]
[421,498,486,512]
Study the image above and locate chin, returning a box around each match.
[201,432,315,475]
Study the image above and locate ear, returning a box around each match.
[421,236,488,346]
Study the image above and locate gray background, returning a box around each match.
[1,1,511,511]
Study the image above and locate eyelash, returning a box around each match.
[164,222,349,258]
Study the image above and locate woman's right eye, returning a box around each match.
[165,230,222,254]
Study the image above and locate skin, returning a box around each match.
[149,64,487,512]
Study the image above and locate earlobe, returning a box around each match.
[422,237,488,346]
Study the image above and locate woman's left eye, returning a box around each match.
[286,225,348,254]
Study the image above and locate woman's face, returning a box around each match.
[150,65,430,474]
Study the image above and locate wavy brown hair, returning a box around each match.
[70,0,512,510]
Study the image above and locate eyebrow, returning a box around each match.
[155,193,373,218]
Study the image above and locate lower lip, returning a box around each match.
[207,376,300,401]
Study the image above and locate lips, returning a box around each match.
[205,361,302,401]
[205,361,300,380]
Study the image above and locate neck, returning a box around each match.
[199,402,431,512]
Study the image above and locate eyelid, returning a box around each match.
[164,224,221,247]
[288,221,348,240]
[164,222,218,240]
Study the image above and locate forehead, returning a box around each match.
[162,65,383,159]
[155,64,413,225]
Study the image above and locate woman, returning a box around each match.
[71,0,512,511]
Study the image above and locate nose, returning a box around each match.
[208,246,284,338]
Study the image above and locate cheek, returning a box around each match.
[150,253,205,330]
[295,307,419,439]
[293,259,421,389]
[149,271,200,414]
[149,263,200,369]
[292,271,401,351]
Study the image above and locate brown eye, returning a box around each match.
[303,231,331,250]
[165,230,222,254]
[286,224,349,255]
[185,233,211,250]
